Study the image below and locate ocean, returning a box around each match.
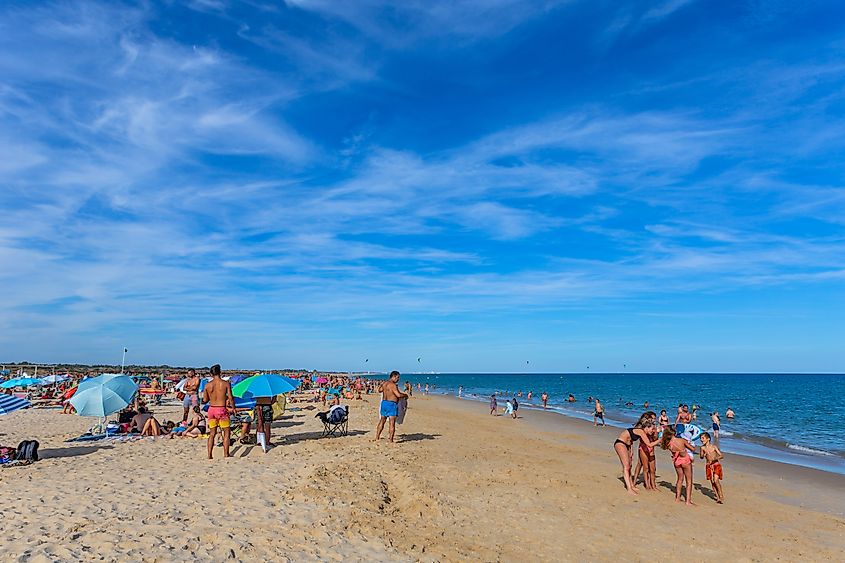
[406,373,845,475]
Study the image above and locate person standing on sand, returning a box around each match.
[511,396,519,419]
[660,424,697,506]
[594,398,605,426]
[490,394,497,415]
[202,364,234,459]
[182,368,200,423]
[375,371,408,443]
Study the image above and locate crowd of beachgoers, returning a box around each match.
[4,367,727,505]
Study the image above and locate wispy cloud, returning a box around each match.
[1,1,844,370]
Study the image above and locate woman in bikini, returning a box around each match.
[660,424,697,505]
[612,413,653,495]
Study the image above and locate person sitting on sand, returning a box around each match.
[202,364,235,459]
[177,406,207,437]
[129,407,152,433]
[699,431,725,504]
[612,413,655,495]
[141,417,174,437]
[374,371,408,443]
[660,424,696,506]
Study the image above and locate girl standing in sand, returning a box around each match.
[660,425,697,505]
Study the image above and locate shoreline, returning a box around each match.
[429,394,845,517]
[436,389,845,476]
[1,392,844,560]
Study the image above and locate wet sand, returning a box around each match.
[0,393,843,561]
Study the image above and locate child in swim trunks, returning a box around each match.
[699,432,725,503]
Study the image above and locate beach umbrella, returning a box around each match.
[232,373,300,399]
[0,394,31,415]
[69,373,138,417]
[0,377,42,388]
[315,376,328,384]
[201,396,256,411]
[40,374,70,385]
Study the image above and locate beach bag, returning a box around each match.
[15,440,39,462]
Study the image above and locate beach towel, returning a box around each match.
[396,397,408,425]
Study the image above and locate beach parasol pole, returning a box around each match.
[121,348,128,374]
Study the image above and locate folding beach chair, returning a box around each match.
[316,406,348,438]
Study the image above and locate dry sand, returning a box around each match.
[1,393,843,562]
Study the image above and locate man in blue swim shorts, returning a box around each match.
[374,371,408,443]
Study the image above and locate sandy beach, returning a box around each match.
[1,394,843,562]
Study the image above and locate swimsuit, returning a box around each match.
[706,461,723,480]
[614,429,640,449]
[380,400,399,417]
[712,423,720,431]
[256,404,273,424]
[207,406,230,429]
[673,451,692,467]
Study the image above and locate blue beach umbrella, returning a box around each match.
[40,374,70,385]
[0,394,32,415]
[0,377,42,388]
[232,373,299,399]
[69,373,138,417]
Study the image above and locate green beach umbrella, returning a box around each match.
[232,373,299,399]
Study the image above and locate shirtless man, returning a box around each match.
[541,392,548,409]
[676,404,692,425]
[725,407,735,419]
[593,398,605,426]
[202,364,234,459]
[711,410,721,444]
[374,371,408,443]
[182,368,201,422]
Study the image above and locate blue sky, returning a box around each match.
[1,0,844,372]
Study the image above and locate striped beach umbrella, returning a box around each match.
[0,394,31,415]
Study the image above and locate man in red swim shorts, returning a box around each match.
[202,364,234,459]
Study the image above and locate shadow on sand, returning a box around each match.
[396,433,441,443]
[40,445,114,459]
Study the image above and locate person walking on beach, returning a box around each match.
[594,398,605,426]
[202,364,234,459]
[711,411,721,444]
[181,368,200,423]
[489,394,497,415]
[541,392,548,409]
[375,371,408,443]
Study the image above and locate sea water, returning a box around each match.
[408,373,845,475]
